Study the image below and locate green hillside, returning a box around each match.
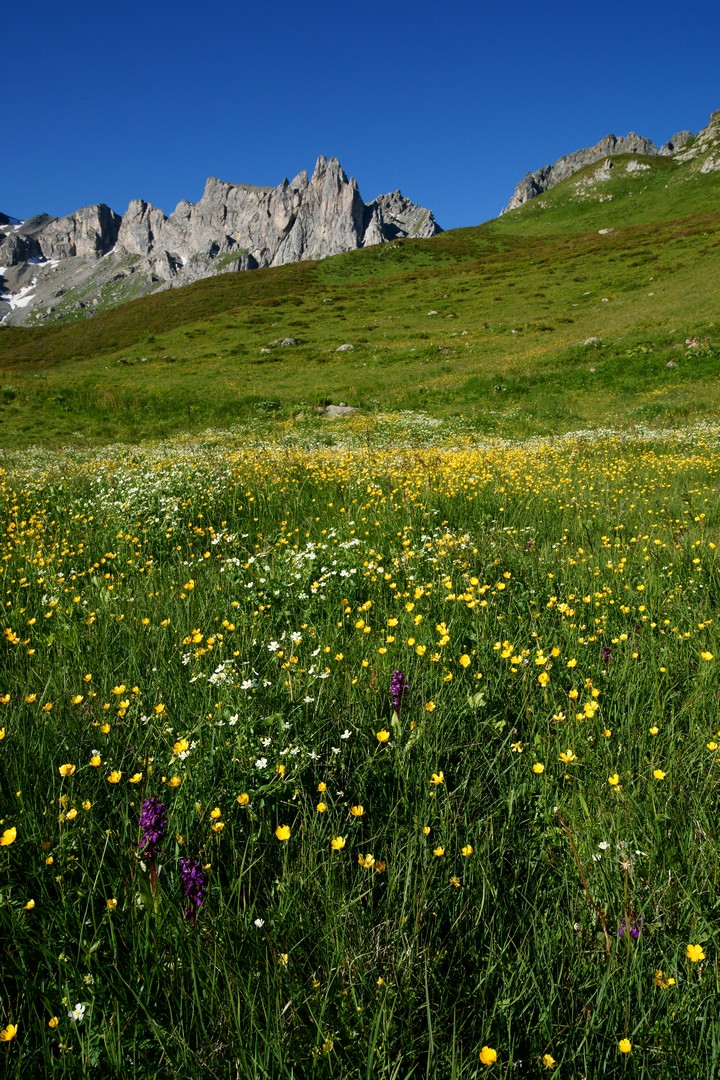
[1,142,720,449]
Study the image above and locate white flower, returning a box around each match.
[598,841,610,851]
[254,757,268,770]
[302,696,315,704]
[340,729,352,740]
[290,631,302,644]
[69,1002,86,1022]
[260,737,272,748]
[267,641,280,652]
[253,918,265,928]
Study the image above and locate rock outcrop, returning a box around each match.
[0,157,441,324]
[503,132,661,212]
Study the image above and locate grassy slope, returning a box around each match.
[1,156,719,448]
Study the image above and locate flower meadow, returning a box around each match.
[1,420,720,1077]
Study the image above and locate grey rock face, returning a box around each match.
[37,204,121,259]
[659,131,694,155]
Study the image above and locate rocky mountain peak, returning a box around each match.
[0,156,441,326]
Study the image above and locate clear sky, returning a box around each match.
[5,0,719,230]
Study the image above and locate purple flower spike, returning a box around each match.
[601,645,613,666]
[390,670,409,713]
[138,796,167,858]
[618,915,644,940]
[179,857,207,921]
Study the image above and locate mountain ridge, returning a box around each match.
[0,156,440,326]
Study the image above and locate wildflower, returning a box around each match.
[89,755,101,767]
[654,969,676,988]
[48,1016,59,1028]
[275,825,291,841]
[422,826,431,835]
[316,802,327,813]
[433,846,445,857]
[211,821,224,833]
[138,796,167,857]
[533,763,545,774]
[107,899,117,909]
[173,738,189,755]
[511,741,523,753]
[608,773,620,786]
[179,856,207,920]
[236,793,250,806]
[376,730,390,743]
[209,807,222,819]
[317,782,327,793]
[618,1039,631,1054]
[538,672,550,687]
[430,771,444,785]
[0,827,17,846]
[618,915,644,940]
[358,853,375,868]
[24,899,35,910]
[558,750,576,763]
[331,836,346,850]
[68,1003,86,1022]
[459,654,471,668]
[479,1045,497,1065]
[167,776,182,788]
[390,670,408,712]
[543,1054,556,1068]
[253,918,264,927]
[449,875,461,887]
[82,801,91,811]
[653,769,666,780]
[601,645,613,665]
[0,1023,18,1041]
[129,772,143,784]
[425,701,436,712]
[461,844,474,857]
[107,770,122,784]
[350,805,364,817]
[65,808,78,821]
[58,764,76,777]
[700,651,714,661]
[686,943,706,962]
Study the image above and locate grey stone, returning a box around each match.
[335,343,354,352]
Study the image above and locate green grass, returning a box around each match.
[1,427,720,1076]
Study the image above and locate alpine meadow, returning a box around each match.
[2,112,720,1078]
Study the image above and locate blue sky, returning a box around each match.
[5,0,719,230]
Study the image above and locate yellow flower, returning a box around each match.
[608,773,620,786]
[211,821,225,833]
[558,750,576,763]
[686,944,706,962]
[210,807,222,819]
[65,808,78,821]
[317,782,327,793]
[707,742,718,751]
[107,898,118,909]
[461,844,474,857]
[543,1054,556,1068]
[24,899,35,910]
[275,825,291,842]
[376,730,390,743]
[430,771,445,785]
[100,723,111,734]
[533,763,545,774]
[538,672,550,687]
[331,836,346,850]
[350,804,364,817]
[422,826,431,835]
[449,875,461,887]
[618,1039,632,1054]
[653,769,666,780]
[112,684,126,695]
[25,694,37,703]
[279,953,289,966]
[654,969,676,988]
[459,654,471,668]
[48,1016,59,1028]
[701,651,714,661]
[154,703,166,714]
[316,802,327,813]
[433,846,445,857]
[71,695,83,705]
[82,801,91,811]
[479,1045,497,1065]
[58,764,76,777]
[0,1024,18,1042]
[89,755,102,767]
[129,773,143,784]
[173,738,189,754]
[649,726,659,735]
[0,827,17,846]
[236,793,250,806]
[167,776,182,788]
[107,770,122,784]
[358,853,375,868]
[425,701,436,712]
